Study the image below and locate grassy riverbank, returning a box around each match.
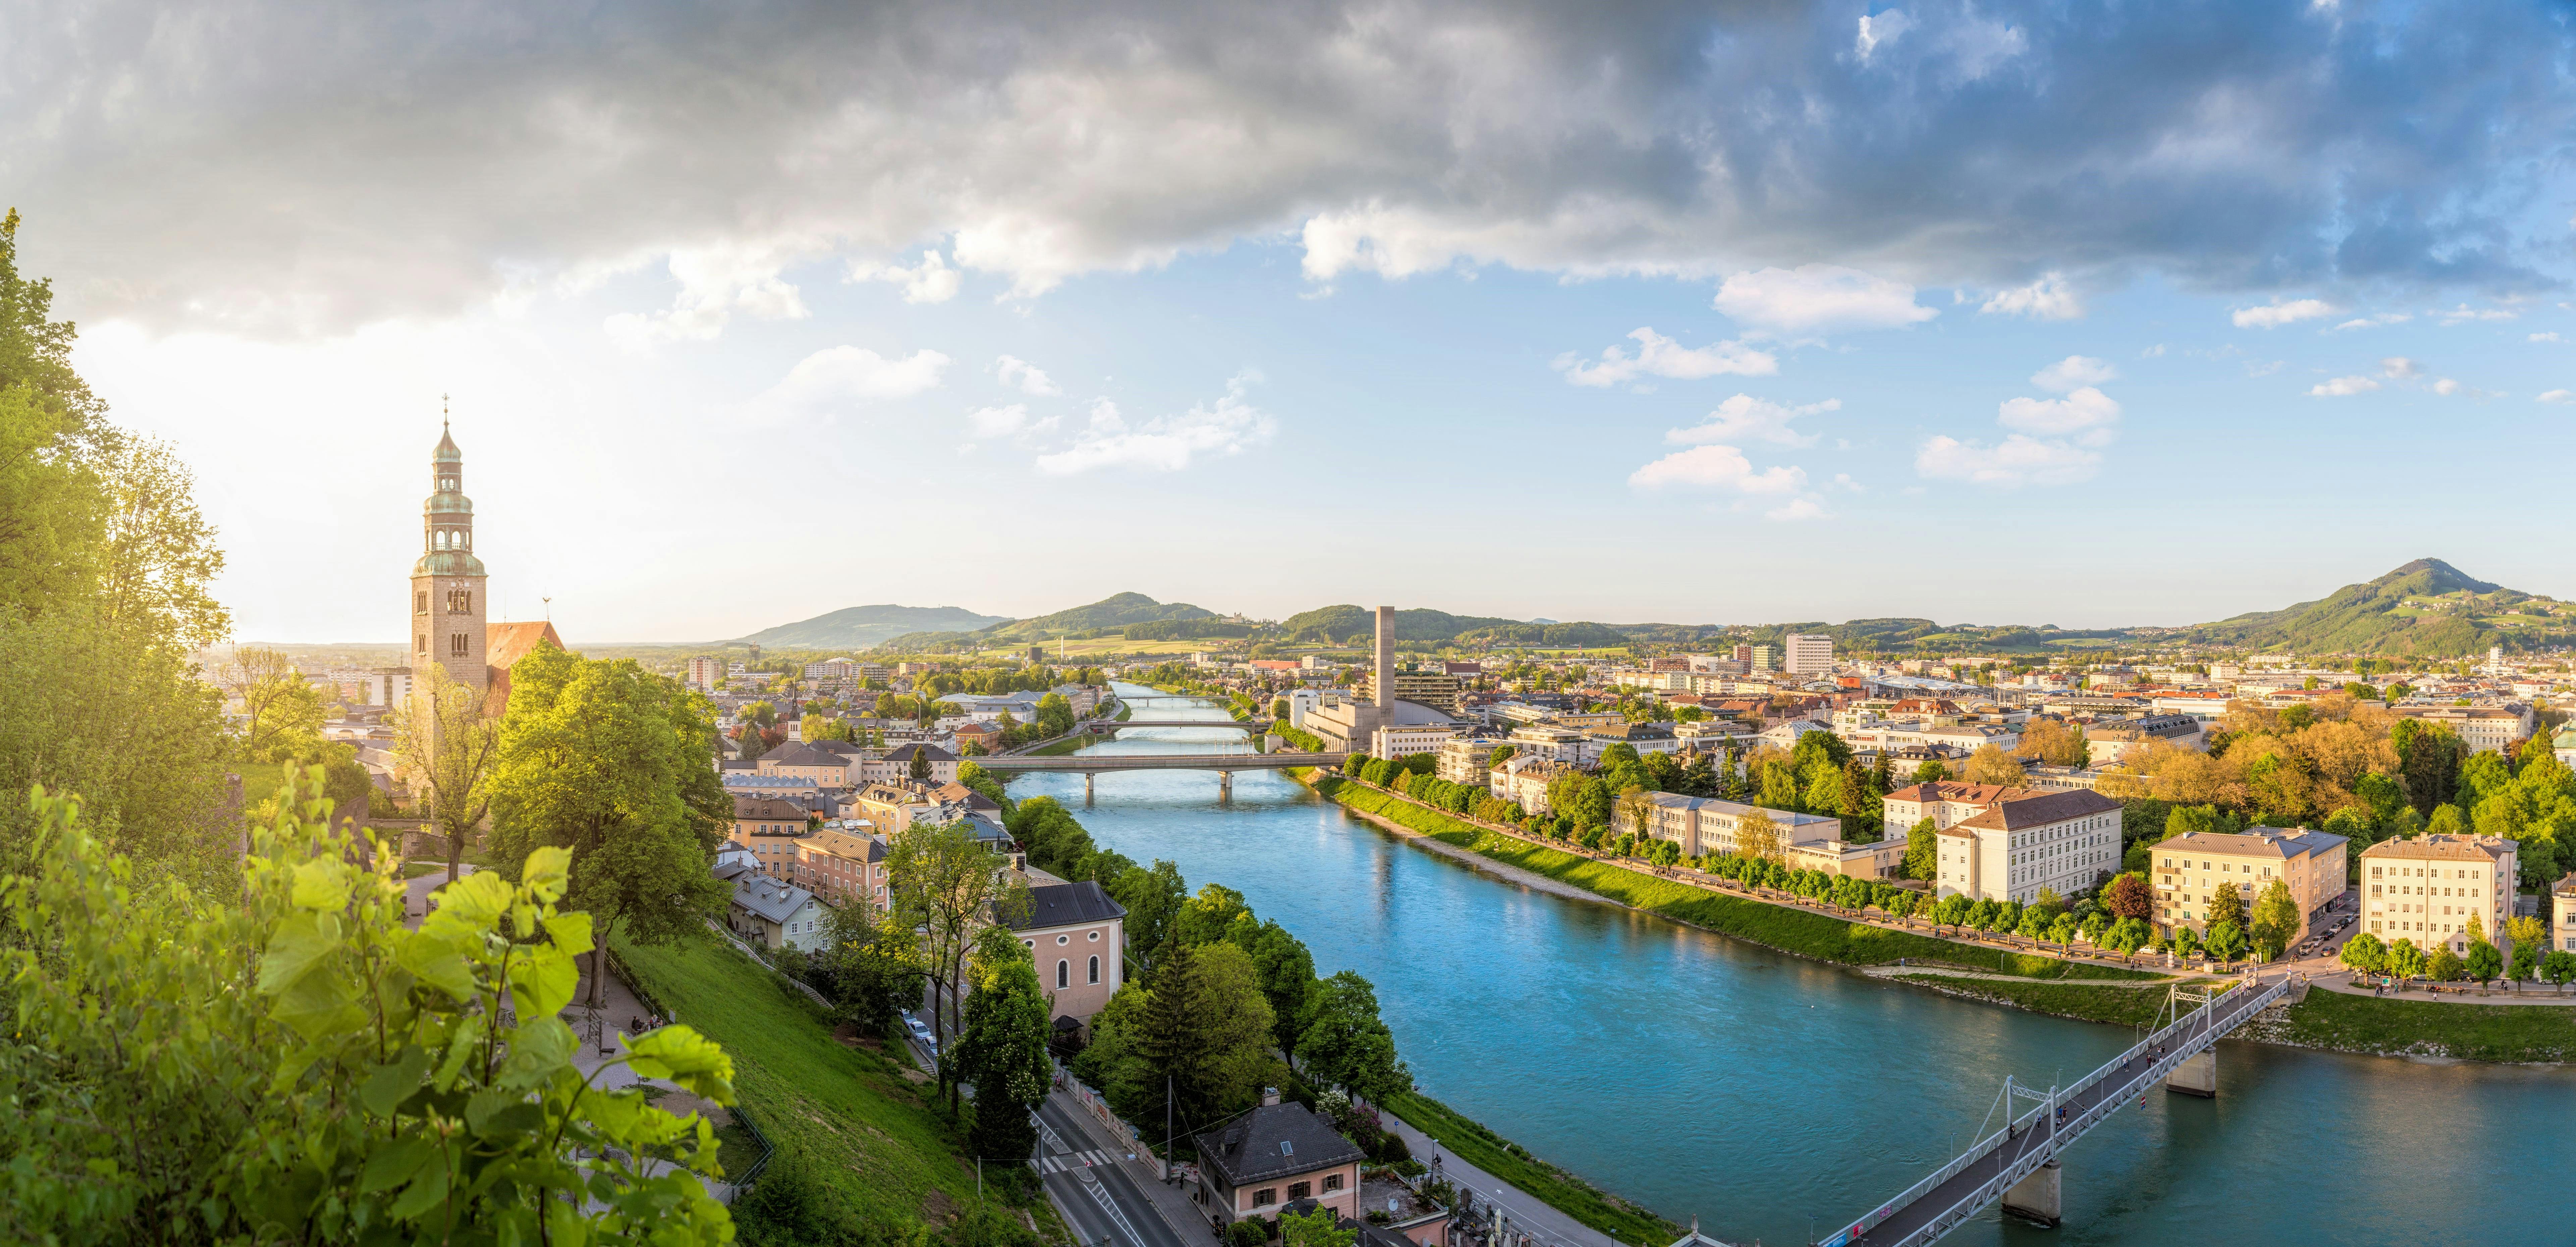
[1309,774,2155,982]
[2241,989,2576,1063]
[1380,1091,1679,1247]
[1890,974,2209,1028]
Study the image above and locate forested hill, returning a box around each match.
[736,604,1012,648]
[2182,558,2572,657]
[871,592,1218,650]
[1277,605,1626,648]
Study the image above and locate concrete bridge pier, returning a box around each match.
[2002,1160,2061,1227]
[2166,1049,2217,1098]
[1218,771,1233,801]
[1083,773,1095,803]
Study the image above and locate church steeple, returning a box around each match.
[411,416,489,690]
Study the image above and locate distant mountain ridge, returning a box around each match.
[2180,557,2544,657]
[737,604,1014,649]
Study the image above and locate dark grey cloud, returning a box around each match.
[5,0,2570,334]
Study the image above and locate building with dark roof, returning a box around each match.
[1005,880,1127,1025]
[1190,1096,1367,1228]
[1933,788,2123,904]
[726,874,827,953]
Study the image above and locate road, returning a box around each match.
[1034,1094,1189,1247]
[1377,1113,1625,1247]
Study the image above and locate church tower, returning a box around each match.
[411,421,489,691]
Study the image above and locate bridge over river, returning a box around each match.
[1825,972,2293,1246]
[975,749,1346,799]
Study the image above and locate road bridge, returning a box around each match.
[975,751,1346,800]
[1084,719,1260,731]
[1823,972,2292,1246]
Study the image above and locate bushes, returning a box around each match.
[1228,1215,1273,1247]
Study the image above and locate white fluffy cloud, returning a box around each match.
[965,402,1060,439]
[1980,273,2082,320]
[1034,373,1274,474]
[2030,355,2117,391]
[1711,266,1936,336]
[2232,299,2339,328]
[2531,332,2563,343]
[2436,304,2517,324]
[2380,356,2422,379]
[1854,9,1915,61]
[1626,444,1808,494]
[1765,497,1829,522]
[2538,389,2573,404]
[1998,387,2120,442]
[851,250,962,304]
[751,346,951,418]
[2308,375,2380,396]
[1555,328,1777,386]
[2332,312,2411,330]
[1915,433,2102,486]
[603,243,814,348]
[1663,395,1839,448]
[994,354,1062,395]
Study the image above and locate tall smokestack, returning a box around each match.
[1374,606,1395,711]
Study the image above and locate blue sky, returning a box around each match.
[16,0,2576,641]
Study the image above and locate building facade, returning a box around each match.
[1933,789,2123,903]
[2150,828,2348,934]
[2393,705,2534,755]
[1009,880,1128,1025]
[1782,633,1834,676]
[1624,792,1839,859]
[1192,1099,1367,1229]
[2359,833,2519,955]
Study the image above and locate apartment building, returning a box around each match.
[2392,705,2534,755]
[2360,833,2519,955]
[2556,873,2576,952]
[1881,781,2025,836]
[1623,792,1840,859]
[2150,828,2348,934]
[1932,788,2123,904]
[1491,758,1578,815]
[795,826,889,910]
[1372,722,1460,759]
[1355,669,1464,714]
[1436,737,1515,786]
[2083,713,2206,763]
[1783,633,1835,676]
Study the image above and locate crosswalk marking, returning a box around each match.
[1036,1148,1113,1175]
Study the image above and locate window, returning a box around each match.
[1321,1174,1344,1192]
[1057,961,1069,989]
[1288,1182,1312,1200]
[415,591,428,614]
[1088,930,1102,941]
[449,633,468,657]
[416,634,427,656]
[1088,955,1101,984]
[447,589,472,614]
[1056,934,1070,945]
[1253,1190,1277,1208]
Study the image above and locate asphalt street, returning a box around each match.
[1035,1094,1186,1247]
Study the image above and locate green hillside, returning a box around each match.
[736,603,1012,649]
[983,591,1212,639]
[1278,605,1625,649]
[2185,558,2572,656]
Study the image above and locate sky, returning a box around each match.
[12,0,2576,643]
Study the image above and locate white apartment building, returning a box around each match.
[1623,792,1840,859]
[1286,687,1343,729]
[2392,705,2534,755]
[1933,789,2124,904]
[687,655,722,689]
[1371,722,1459,759]
[1436,737,1514,786]
[1783,633,1835,677]
[2555,873,2576,953]
[1882,781,2030,836]
[2360,833,2518,955]
[1506,725,1604,767]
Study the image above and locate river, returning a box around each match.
[1001,687,2569,1246]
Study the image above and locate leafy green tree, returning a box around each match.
[1035,692,1077,736]
[222,647,327,763]
[885,820,1029,1109]
[2425,803,2466,835]
[0,774,738,1244]
[1934,894,1972,934]
[1297,971,1411,1104]
[957,928,1054,1165]
[1127,942,1282,1136]
[1911,760,1949,784]
[1169,882,1252,948]
[1235,920,1320,1056]
[1963,744,2027,787]
[2542,950,2576,993]
[1902,817,1939,880]
[2340,931,2386,975]
[2387,938,2427,982]
[1279,1204,1358,1247]
[2168,925,2201,960]
[814,899,924,1039]
[909,745,933,780]
[2427,943,2465,982]
[2250,878,2301,961]
[2202,921,2247,965]
[392,661,501,883]
[1736,810,1783,863]
[2204,880,2247,933]
[2507,941,2538,984]
[485,645,733,1011]
[2464,939,2503,986]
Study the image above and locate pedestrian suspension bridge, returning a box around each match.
[1817,971,2292,1246]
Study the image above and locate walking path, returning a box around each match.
[1861,964,2189,987]
[2304,974,2576,1006]
[1378,1114,1626,1247]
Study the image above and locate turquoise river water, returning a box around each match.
[1003,688,2571,1246]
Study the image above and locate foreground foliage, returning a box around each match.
[0,774,739,1244]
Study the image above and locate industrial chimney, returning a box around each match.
[1374,605,1395,711]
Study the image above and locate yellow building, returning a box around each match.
[2360,833,2517,955]
[2152,827,2348,934]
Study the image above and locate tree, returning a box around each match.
[2340,931,2386,975]
[957,927,1054,1165]
[909,745,933,781]
[2506,914,2547,959]
[2202,920,2247,965]
[1109,859,1189,965]
[1717,805,1787,865]
[885,820,1030,1110]
[1902,818,1939,880]
[814,898,924,1038]
[485,644,733,1012]
[2205,880,2247,933]
[1279,1205,1358,1247]
[2427,943,2465,982]
[221,647,323,762]
[1297,970,1411,1103]
[2387,937,2426,982]
[2464,939,2503,987]
[0,774,738,1244]
[1911,760,1949,784]
[1034,692,1077,737]
[2543,950,2576,993]
[2250,878,2301,961]
[391,661,501,883]
[2103,873,2154,921]
[1963,744,2027,787]
[1129,942,1281,1136]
